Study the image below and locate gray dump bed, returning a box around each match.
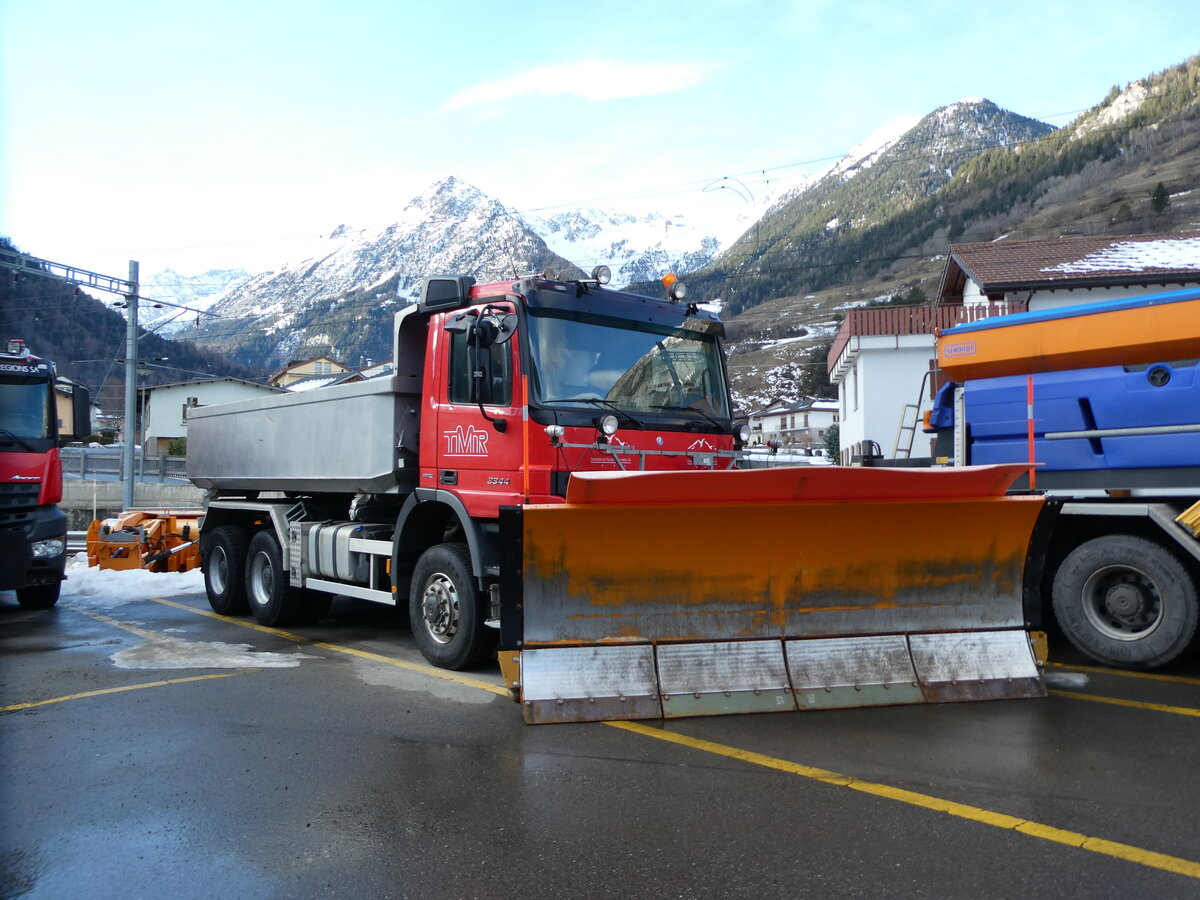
[187,376,421,494]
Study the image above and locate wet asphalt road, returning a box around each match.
[4,585,1200,899]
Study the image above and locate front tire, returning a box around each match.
[17,582,60,609]
[1052,534,1198,668]
[204,525,250,615]
[409,543,495,670]
[245,530,302,627]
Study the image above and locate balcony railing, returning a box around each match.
[827,302,1023,374]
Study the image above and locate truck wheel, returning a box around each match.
[16,582,61,609]
[204,525,250,615]
[409,543,495,670]
[1052,535,1199,668]
[245,530,302,627]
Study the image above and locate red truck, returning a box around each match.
[189,271,1048,723]
[0,338,90,608]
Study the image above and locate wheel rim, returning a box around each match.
[210,545,229,595]
[419,573,459,644]
[1081,563,1164,640]
[249,551,274,609]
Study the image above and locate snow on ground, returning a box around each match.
[54,554,316,669]
[61,552,205,608]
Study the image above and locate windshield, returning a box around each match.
[0,377,52,440]
[527,310,731,419]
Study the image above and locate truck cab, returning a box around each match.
[0,338,89,608]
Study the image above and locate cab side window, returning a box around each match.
[448,329,512,406]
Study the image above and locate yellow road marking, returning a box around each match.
[1,672,251,712]
[1049,689,1200,719]
[150,595,1200,881]
[1049,661,1200,687]
[308,640,509,697]
[607,720,1200,880]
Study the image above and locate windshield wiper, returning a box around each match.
[649,405,727,431]
[0,427,38,451]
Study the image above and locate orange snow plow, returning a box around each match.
[86,509,203,573]
[499,465,1050,724]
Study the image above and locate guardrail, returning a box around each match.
[60,448,188,482]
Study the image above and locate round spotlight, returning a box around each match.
[545,425,565,440]
[598,414,619,436]
[736,423,751,443]
[591,265,611,285]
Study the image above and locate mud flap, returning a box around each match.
[506,466,1048,724]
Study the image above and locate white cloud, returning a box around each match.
[440,60,721,111]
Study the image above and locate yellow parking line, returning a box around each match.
[1,672,251,712]
[309,641,509,697]
[1049,661,1200,687]
[607,720,1200,880]
[150,596,1200,881]
[1049,689,1200,719]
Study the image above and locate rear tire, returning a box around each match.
[245,530,302,627]
[409,543,495,670]
[17,582,60,609]
[1052,534,1198,668]
[204,525,250,615]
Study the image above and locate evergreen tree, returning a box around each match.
[1152,182,1170,213]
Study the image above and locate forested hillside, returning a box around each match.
[695,55,1200,316]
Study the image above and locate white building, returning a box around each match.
[142,377,285,455]
[827,232,1200,464]
[747,397,839,452]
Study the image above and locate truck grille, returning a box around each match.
[0,482,40,532]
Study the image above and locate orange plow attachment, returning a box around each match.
[498,465,1049,724]
[86,509,203,573]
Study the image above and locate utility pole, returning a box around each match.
[122,261,139,510]
[0,248,160,510]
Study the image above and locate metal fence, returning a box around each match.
[60,448,189,482]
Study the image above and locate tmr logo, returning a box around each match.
[443,424,490,456]
[943,341,977,358]
[687,438,717,452]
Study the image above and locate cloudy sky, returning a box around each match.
[1,0,1196,281]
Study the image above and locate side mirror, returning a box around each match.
[68,384,91,442]
[477,313,517,346]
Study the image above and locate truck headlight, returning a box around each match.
[32,538,65,558]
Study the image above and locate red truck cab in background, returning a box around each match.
[0,338,89,608]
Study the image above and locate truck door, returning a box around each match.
[431,302,523,517]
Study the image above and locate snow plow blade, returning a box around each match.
[499,465,1048,724]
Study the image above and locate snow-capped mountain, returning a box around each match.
[140,267,252,335]
[177,178,586,369]
[168,101,1057,371]
[529,202,760,288]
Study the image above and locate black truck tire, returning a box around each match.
[1052,534,1199,668]
[245,530,303,627]
[16,582,61,609]
[409,543,495,670]
[204,525,250,615]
